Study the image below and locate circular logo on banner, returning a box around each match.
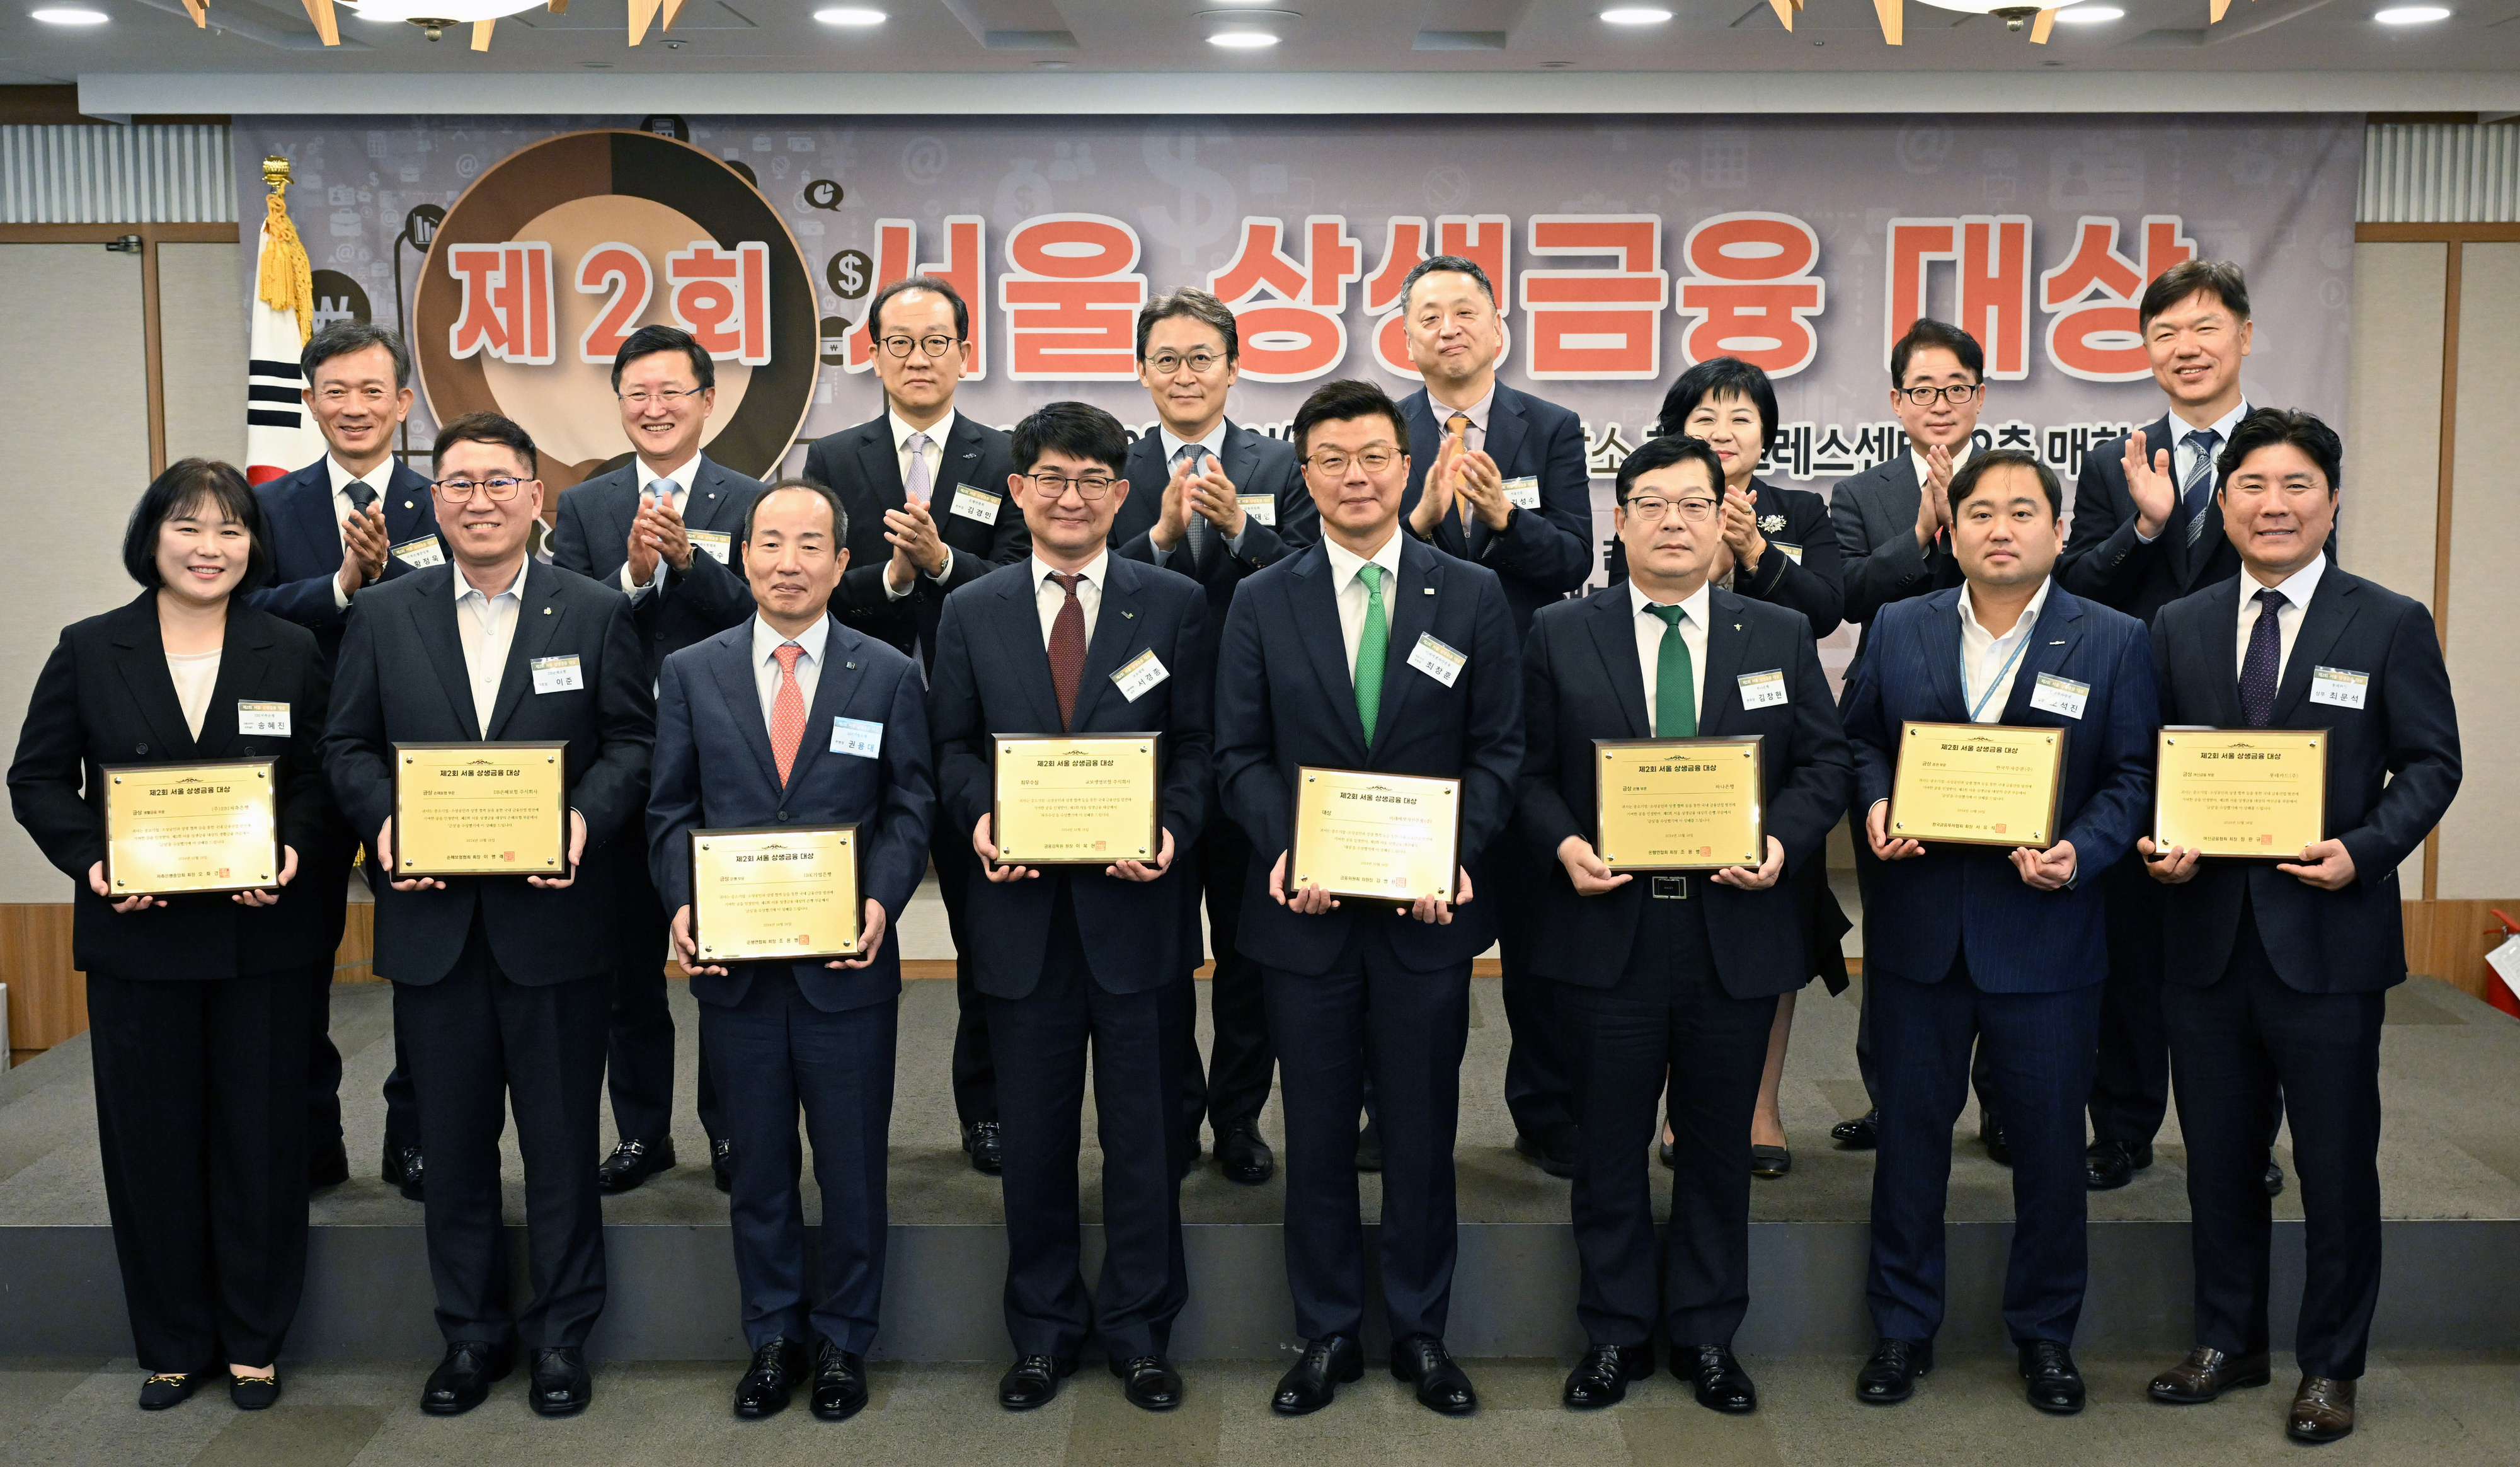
[413,129,815,497]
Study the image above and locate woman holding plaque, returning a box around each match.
[9,459,344,1412]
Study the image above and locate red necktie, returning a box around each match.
[769,643,805,786]
[1047,572,1087,730]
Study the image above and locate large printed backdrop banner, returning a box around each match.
[234,113,2361,628]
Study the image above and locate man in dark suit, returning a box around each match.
[929,402,1212,1413]
[319,412,653,1419]
[1841,449,2156,1415]
[2138,410,2458,1445]
[1390,254,1593,1176]
[802,273,1030,1176]
[549,323,767,1197]
[1215,378,1525,1418]
[1519,435,1851,1414]
[647,478,932,1424]
[1111,288,1316,1188]
[243,321,444,1195]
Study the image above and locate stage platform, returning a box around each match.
[3,957,2517,1362]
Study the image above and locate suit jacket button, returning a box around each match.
[776,810,790,822]
[135,744,147,755]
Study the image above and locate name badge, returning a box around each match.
[1773,541,1804,565]
[1501,476,1542,511]
[236,699,290,737]
[1407,631,1465,687]
[1110,648,1171,703]
[2309,665,2369,710]
[530,655,584,694]
[1237,493,1278,527]
[2030,672,2091,720]
[830,716,883,759]
[391,535,444,569]
[687,529,732,565]
[1736,669,1788,710]
[949,484,1001,526]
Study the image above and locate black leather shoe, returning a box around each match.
[2018,1340,2085,1414]
[529,1347,591,1417]
[1750,1145,1792,1179]
[2149,1345,2272,1404]
[997,1354,1074,1410]
[420,1340,512,1415]
[1218,1119,1275,1185]
[1271,1335,1363,1415]
[2266,1161,2286,1197]
[2288,1375,2356,1443]
[597,1138,675,1195]
[810,1341,869,1422]
[2085,1139,2152,1191]
[711,1138,735,1194]
[1111,1354,1183,1411]
[1514,1124,1579,1180]
[1856,1338,1932,1405]
[733,1337,807,1419]
[229,1372,280,1410]
[1832,1109,1880,1149]
[1678,1343,1756,1413]
[1982,1116,2010,1167]
[964,1122,1004,1177]
[383,1142,425,1202]
[1355,1119,1383,1173]
[1658,1133,1675,1169]
[138,1372,199,1410]
[1390,1333,1476,1416]
[308,1141,350,1189]
[1562,1342,1653,1409]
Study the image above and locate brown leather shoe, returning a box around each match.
[2288,1376,2355,1444]
[2147,1346,2272,1403]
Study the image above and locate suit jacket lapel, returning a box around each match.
[993,569,1068,734]
[706,632,784,793]
[942,417,989,502]
[386,461,437,542]
[1474,390,1531,556]
[1695,590,1755,734]
[105,597,197,757]
[278,468,339,578]
[1370,540,1442,760]
[1222,420,1263,498]
[485,568,567,739]
[780,628,868,797]
[1067,562,1150,729]
[410,570,481,739]
[2272,573,2359,724]
[684,457,737,533]
[191,614,275,757]
[856,421,907,510]
[1919,590,1971,723]
[1586,591,1651,739]
[1290,550,1368,759]
[1999,589,2086,723]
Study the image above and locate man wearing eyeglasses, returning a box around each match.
[1111,289,1317,1190]
[927,401,1211,1415]
[320,411,655,1419]
[804,274,1031,1179]
[550,324,766,1199]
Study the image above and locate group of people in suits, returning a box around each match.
[4,253,2458,1447]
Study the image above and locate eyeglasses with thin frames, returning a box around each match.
[435,476,529,503]
[1304,448,1400,476]
[879,334,962,360]
[618,388,700,408]
[1896,384,1985,407]
[1025,472,1118,502]
[1622,495,1719,525]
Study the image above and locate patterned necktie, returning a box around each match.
[2181,429,2221,546]
[2240,587,2285,728]
[903,432,932,508]
[1353,563,1389,745]
[1173,442,1213,572]
[1442,411,1474,548]
[769,644,806,786]
[1047,572,1087,730]
[1647,604,1696,737]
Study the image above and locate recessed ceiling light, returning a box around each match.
[1600,6,1675,21]
[30,7,110,22]
[2373,4,2449,18]
[1208,30,1280,47]
[2056,4,2124,20]
[813,6,888,24]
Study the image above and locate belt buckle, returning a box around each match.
[1650,874,1689,900]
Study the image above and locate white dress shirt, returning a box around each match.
[620,452,704,594]
[1631,580,1710,727]
[453,557,529,735]
[1030,550,1108,649]
[750,612,829,727]
[1958,575,2052,723]
[2133,398,2250,544]
[1320,529,1405,680]
[2237,552,2326,686]
[1425,384,1494,454]
[883,406,959,599]
[324,455,396,610]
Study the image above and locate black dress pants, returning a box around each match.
[605,849,723,1149]
[88,963,319,1372]
[2163,904,2385,1380]
[2088,857,2173,1146]
[937,830,995,1130]
[1171,819,1273,1145]
[1497,844,1576,1140]
[1852,840,1996,1117]
[394,913,612,1350]
[1562,889,1778,1348]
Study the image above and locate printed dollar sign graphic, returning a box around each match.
[1139,127,1236,271]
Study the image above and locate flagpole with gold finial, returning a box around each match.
[258,155,314,347]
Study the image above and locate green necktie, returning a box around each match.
[1648,603,1696,737]
[1354,563,1389,744]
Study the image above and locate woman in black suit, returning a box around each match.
[8,459,346,1411]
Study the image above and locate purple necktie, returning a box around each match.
[2240,587,2285,728]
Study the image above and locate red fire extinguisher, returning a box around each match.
[2487,910,2520,1021]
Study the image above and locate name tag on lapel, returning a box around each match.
[1237,494,1278,527]
[237,700,290,737]
[1111,648,1170,702]
[949,484,1002,526]
[1407,632,1465,687]
[831,716,883,758]
[2310,665,2369,710]
[1772,541,1804,565]
[2030,672,2090,720]
[1736,669,1787,710]
[391,536,444,568]
[1501,476,1542,511]
[687,530,732,564]
[530,655,584,694]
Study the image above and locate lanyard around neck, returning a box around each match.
[1964,617,2033,722]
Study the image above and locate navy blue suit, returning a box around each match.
[2151,565,2458,1380]
[1214,531,1524,1343]
[647,615,932,1354]
[1841,580,2156,1348]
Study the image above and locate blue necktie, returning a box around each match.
[2240,587,2285,727]
[2182,429,2221,546]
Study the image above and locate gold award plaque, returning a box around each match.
[2153,728,2327,858]
[1593,737,1765,871]
[991,735,1162,865]
[690,825,861,962]
[392,742,568,875]
[103,759,278,895]
[1290,766,1462,902]
[1887,722,2067,848]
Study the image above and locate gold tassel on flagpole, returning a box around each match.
[257,157,314,347]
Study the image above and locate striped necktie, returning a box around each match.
[1173,442,1213,572]
[2182,429,2221,546]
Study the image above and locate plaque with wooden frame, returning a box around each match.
[2153,727,2328,859]
[391,741,568,876]
[990,734,1164,866]
[1288,766,1463,904]
[689,824,862,962]
[101,757,280,896]
[1592,736,1766,872]
[1887,722,2068,849]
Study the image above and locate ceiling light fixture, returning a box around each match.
[348,1,542,21]
[813,6,888,23]
[1600,6,1675,21]
[1208,30,1280,47]
[2056,4,2124,19]
[2373,4,2450,19]
[30,6,110,22]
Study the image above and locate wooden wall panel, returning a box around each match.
[0,905,81,1051]
[2403,899,2520,1003]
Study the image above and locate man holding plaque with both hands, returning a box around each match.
[646,477,934,1424]
[1839,447,2156,1415]
[1515,435,1852,1414]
